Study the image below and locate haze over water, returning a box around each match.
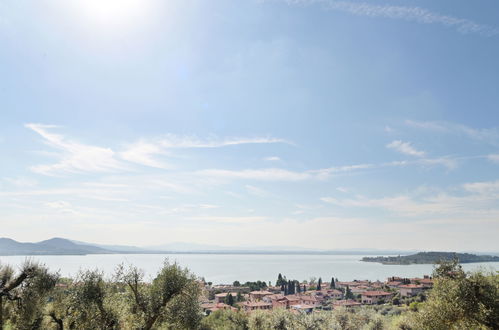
[1,254,497,284]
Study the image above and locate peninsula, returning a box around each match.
[362,252,499,265]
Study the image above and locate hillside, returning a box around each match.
[0,237,112,255]
[362,251,499,265]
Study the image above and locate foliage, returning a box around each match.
[0,260,58,329]
[243,281,267,292]
[1,259,498,330]
[115,260,202,330]
[362,252,499,265]
[405,260,499,329]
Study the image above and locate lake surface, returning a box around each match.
[1,254,497,284]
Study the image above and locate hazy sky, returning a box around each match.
[1,0,499,251]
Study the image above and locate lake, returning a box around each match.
[1,254,497,284]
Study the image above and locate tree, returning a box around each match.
[330,277,335,289]
[233,281,241,287]
[276,273,286,287]
[345,285,354,300]
[236,292,244,302]
[47,270,119,330]
[409,260,499,329]
[317,277,322,291]
[296,281,301,293]
[226,293,235,306]
[0,260,58,329]
[115,260,201,330]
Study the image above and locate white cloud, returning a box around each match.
[199,204,219,209]
[284,0,499,36]
[189,216,267,224]
[245,185,269,197]
[119,135,289,168]
[487,154,499,163]
[322,179,499,218]
[463,180,499,195]
[386,140,425,157]
[119,140,171,169]
[196,168,313,182]
[158,135,290,149]
[26,123,126,175]
[406,120,499,145]
[264,156,281,161]
[3,177,38,188]
[44,200,72,209]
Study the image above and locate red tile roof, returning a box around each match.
[361,291,392,296]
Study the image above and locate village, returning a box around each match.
[200,275,434,315]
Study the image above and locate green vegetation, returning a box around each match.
[0,259,201,329]
[362,252,499,265]
[0,259,497,329]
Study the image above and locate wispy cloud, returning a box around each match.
[245,184,269,197]
[196,168,312,182]
[488,154,499,163]
[26,123,126,176]
[264,156,281,161]
[321,179,499,217]
[119,140,171,169]
[189,216,267,224]
[406,120,499,145]
[120,135,290,168]
[157,135,290,149]
[386,140,425,157]
[26,124,291,173]
[282,0,499,36]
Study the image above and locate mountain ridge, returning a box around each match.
[1,237,498,256]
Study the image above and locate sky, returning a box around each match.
[1,0,499,251]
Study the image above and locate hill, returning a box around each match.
[0,237,112,255]
[362,251,499,265]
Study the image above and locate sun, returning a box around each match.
[69,0,152,29]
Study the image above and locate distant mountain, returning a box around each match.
[69,239,147,253]
[362,252,499,265]
[0,237,112,255]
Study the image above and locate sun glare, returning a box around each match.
[70,0,152,29]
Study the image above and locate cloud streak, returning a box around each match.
[26,124,291,174]
[282,0,499,36]
[386,140,425,157]
[406,120,499,146]
[26,123,126,175]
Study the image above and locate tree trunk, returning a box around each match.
[0,296,3,330]
[143,314,159,330]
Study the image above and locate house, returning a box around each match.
[299,294,321,308]
[336,280,370,289]
[411,277,434,288]
[332,299,362,309]
[249,290,273,301]
[214,292,239,304]
[386,281,403,288]
[361,291,393,304]
[350,285,369,294]
[240,301,272,312]
[313,289,343,300]
[399,284,425,297]
[200,302,237,315]
[290,304,314,314]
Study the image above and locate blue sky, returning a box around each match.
[1,0,499,250]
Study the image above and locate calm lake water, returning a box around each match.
[1,254,498,284]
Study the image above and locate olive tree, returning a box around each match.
[0,260,58,329]
[409,260,499,329]
[46,270,120,330]
[115,260,202,329]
